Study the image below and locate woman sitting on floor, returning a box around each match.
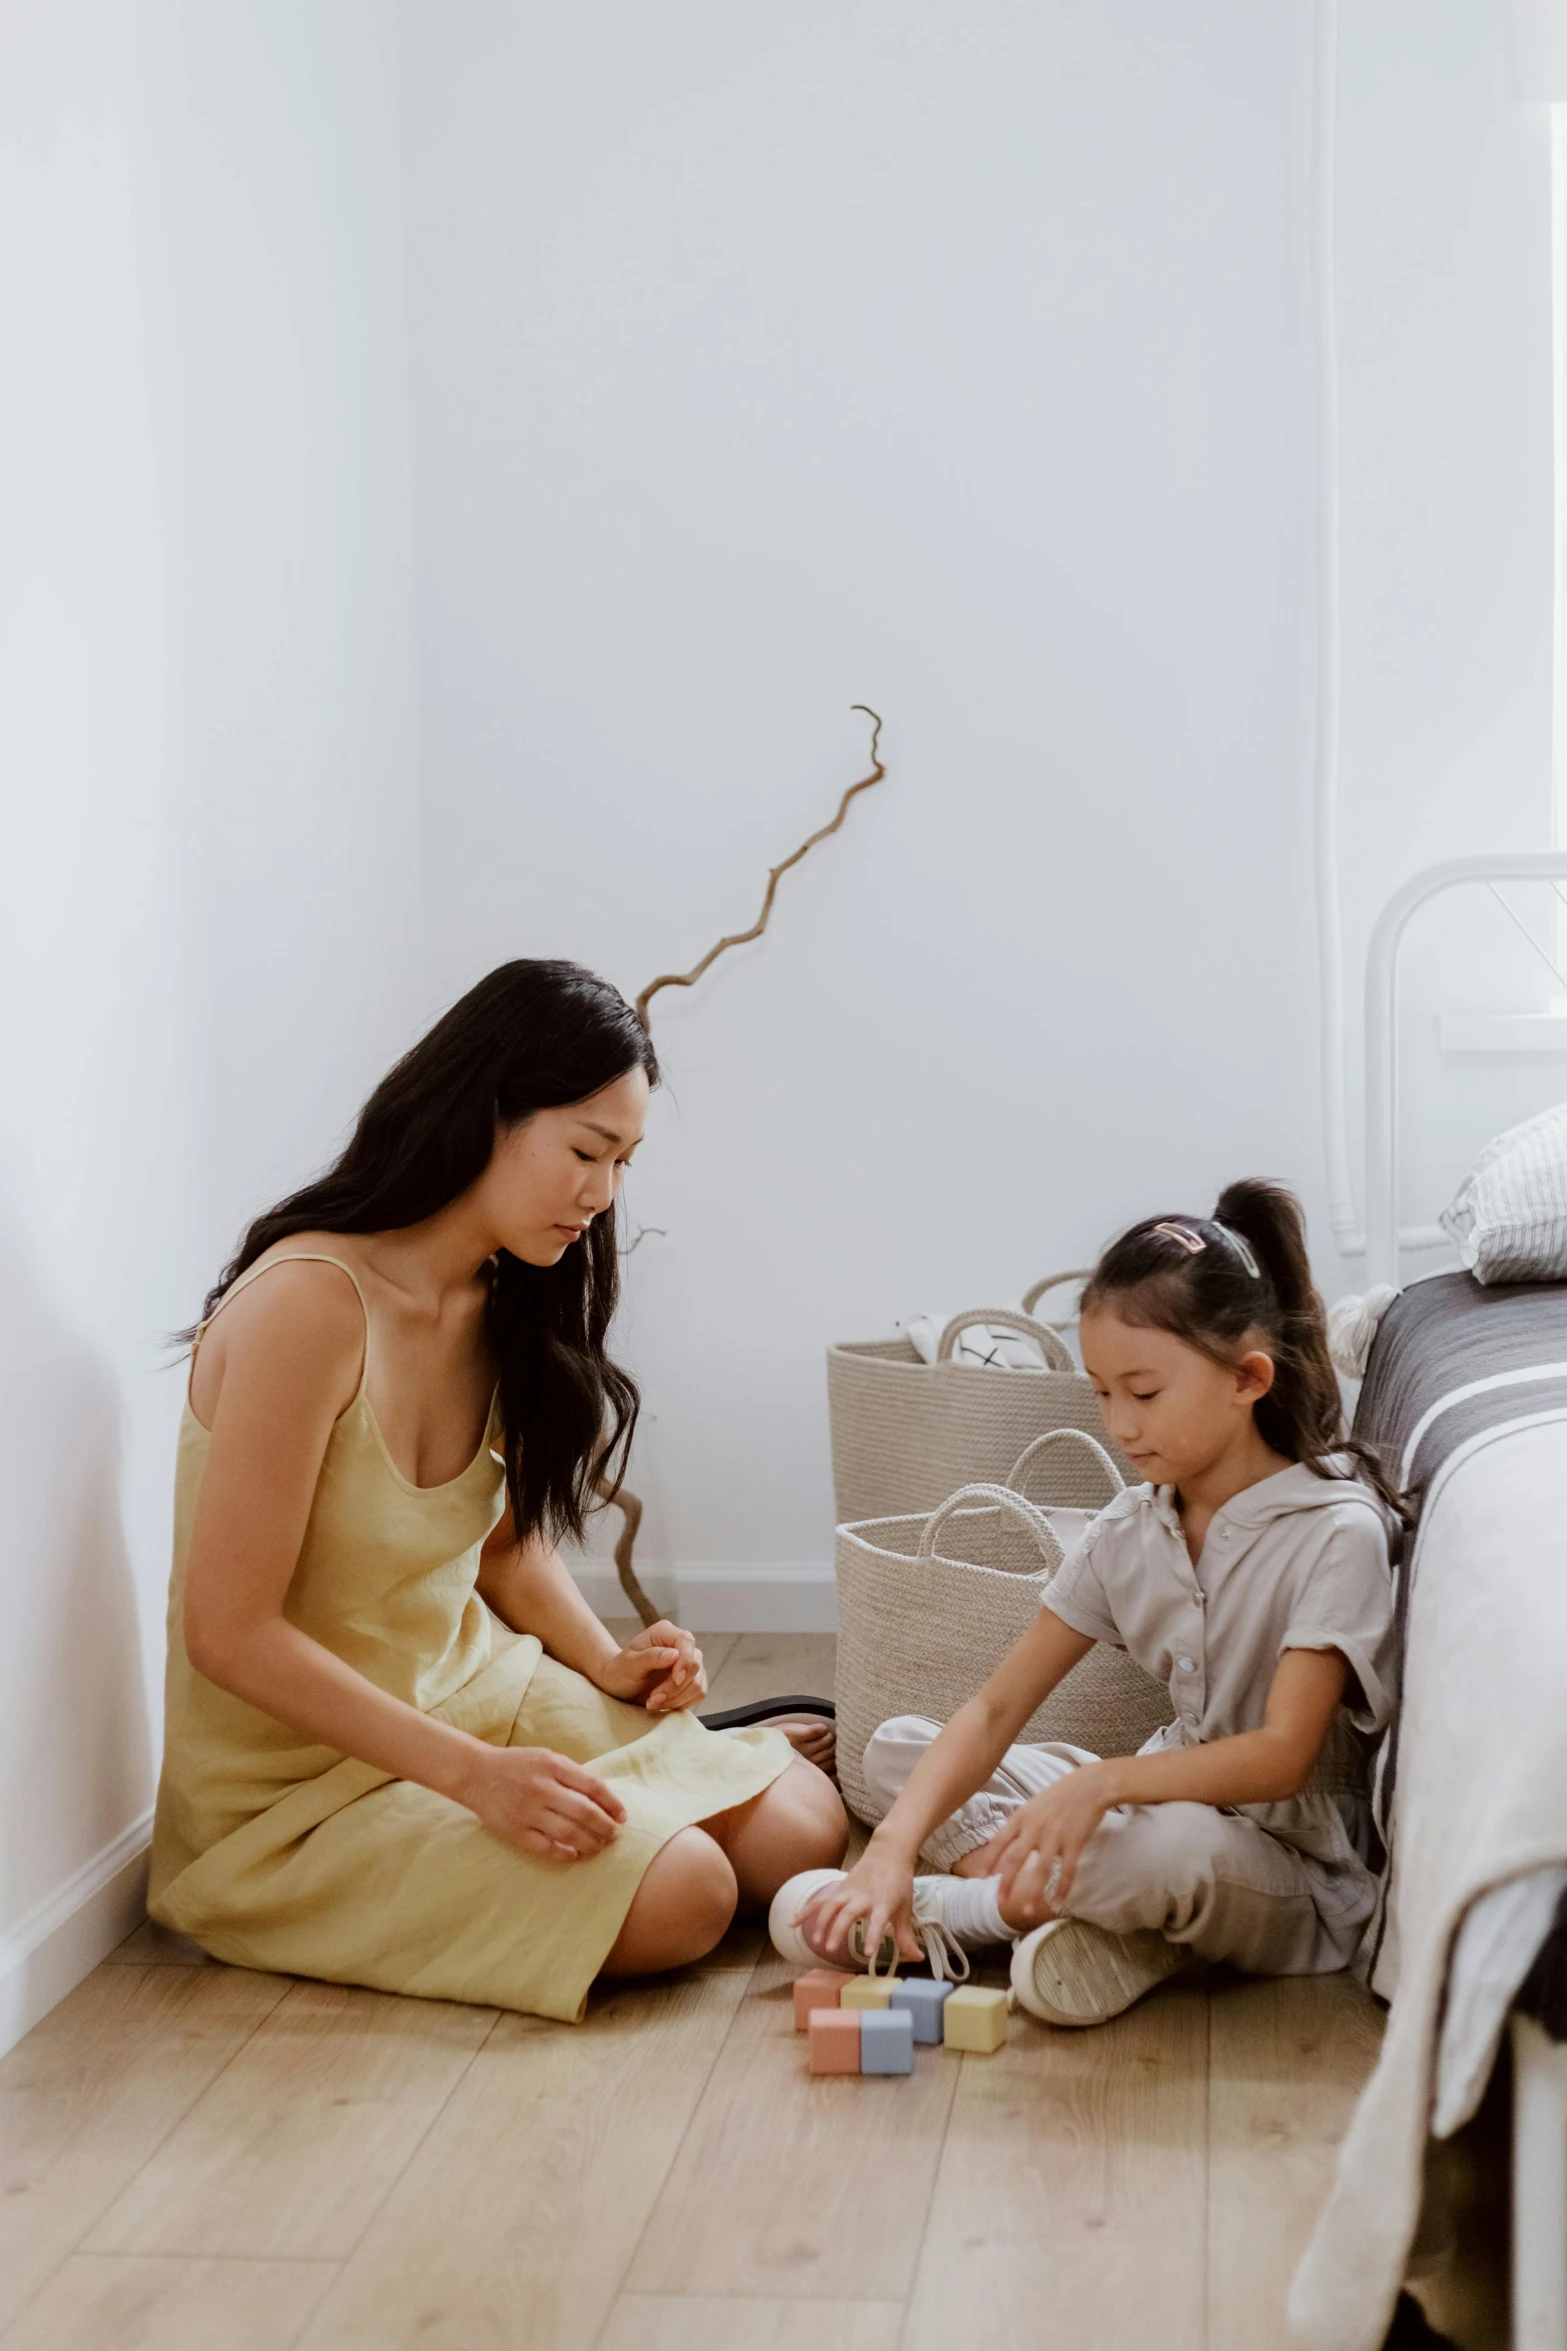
[149,960,846,2021]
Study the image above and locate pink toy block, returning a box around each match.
[808,2008,861,2075]
[792,1968,854,2031]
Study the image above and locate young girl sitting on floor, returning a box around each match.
[772,1179,1402,2027]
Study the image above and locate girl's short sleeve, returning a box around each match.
[1043,1538,1121,1647]
[1279,1506,1397,1734]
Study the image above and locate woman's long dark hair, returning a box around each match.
[1079,1178,1408,1522]
[192,960,659,1547]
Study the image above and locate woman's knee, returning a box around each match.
[782,1756,851,1869]
[714,1758,849,1904]
[602,1828,738,1976]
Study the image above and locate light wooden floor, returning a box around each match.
[0,1634,1497,2351]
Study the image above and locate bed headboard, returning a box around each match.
[1363,850,1567,1287]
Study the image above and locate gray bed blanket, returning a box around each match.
[1289,1274,1567,2349]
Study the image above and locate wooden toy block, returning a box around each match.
[888,1978,953,2044]
[792,1968,855,2030]
[858,2008,914,2075]
[808,2008,861,2075]
[840,1977,895,2011]
[942,1985,1009,2053]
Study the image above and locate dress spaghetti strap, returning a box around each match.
[188,1254,371,1411]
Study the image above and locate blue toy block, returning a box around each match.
[858,2007,914,2075]
[888,1979,953,2045]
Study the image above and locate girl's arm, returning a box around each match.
[182,1266,627,1863]
[477,1515,707,1713]
[800,1607,1094,1965]
[986,1645,1350,1921]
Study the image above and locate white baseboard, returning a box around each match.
[571,1563,837,1634]
[0,1810,152,2059]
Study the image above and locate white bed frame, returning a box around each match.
[1361,850,1567,2349]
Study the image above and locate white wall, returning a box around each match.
[0,0,422,2050]
[399,0,1330,1615]
[1333,0,1557,1239]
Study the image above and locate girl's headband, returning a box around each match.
[1148,1219,1262,1281]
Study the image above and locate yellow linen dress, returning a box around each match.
[148,1254,791,2021]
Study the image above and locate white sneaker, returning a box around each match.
[769,1870,874,1968]
[1010,1917,1186,2027]
[768,1868,1014,1981]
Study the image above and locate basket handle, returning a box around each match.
[916,1482,1066,1570]
[1006,1427,1125,1504]
[1020,1269,1093,1325]
[934,1308,1075,1373]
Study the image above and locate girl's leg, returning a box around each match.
[1064,1801,1356,1974]
[703,1756,848,1907]
[1008,1804,1361,2029]
[600,1826,739,1975]
[861,1714,1096,1872]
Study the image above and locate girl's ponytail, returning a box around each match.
[1082,1177,1409,1524]
[1211,1177,1344,1473]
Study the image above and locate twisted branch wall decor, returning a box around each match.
[634,706,885,1031]
[593,1476,658,1626]
[604,705,888,1623]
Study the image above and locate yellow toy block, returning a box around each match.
[942,1985,1009,2053]
[840,1977,896,2011]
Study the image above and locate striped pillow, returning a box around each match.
[1440,1101,1567,1282]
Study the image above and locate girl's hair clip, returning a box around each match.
[1213,1222,1261,1279]
[1150,1221,1206,1256]
[1149,1218,1262,1280]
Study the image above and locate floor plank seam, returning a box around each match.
[1212,1984,1221,2351]
[890,2038,963,2350]
[0,1970,294,2347]
[99,1954,201,1972]
[589,1944,775,2351]
[614,2291,913,2303]
[325,2002,506,2269]
[61,2250,347,2266]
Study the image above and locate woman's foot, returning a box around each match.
[767,1867,1013,1981]
[1010,1918,1186,2026]
[700,1697,836,1776]
[776,1718,835,1772]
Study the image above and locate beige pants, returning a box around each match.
[862,1715,1372,1975]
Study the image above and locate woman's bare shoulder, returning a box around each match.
[191,1242,367,1423]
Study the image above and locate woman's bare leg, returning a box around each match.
[600,1827,738,1975]
[703,1757,848,1908]
[599,1763,845,1978]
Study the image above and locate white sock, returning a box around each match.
[914,1870,1014,1949]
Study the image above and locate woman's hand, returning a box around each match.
[983,1764,1117,1923]
[796,1835,923,1970]
[594,1620,707,1714]
[458,1743,628,1862]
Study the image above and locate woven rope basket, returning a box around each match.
[834,1430,1173,1827]
[826,1276,1131,1525]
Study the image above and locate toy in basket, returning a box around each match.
[833,1428,1173,1828]
[826,1275,1131,1527]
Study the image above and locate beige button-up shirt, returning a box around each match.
[1045,1460,1396,1898]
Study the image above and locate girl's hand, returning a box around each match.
[983,1765,1117,1923]
[595,1621,707,1714]
[460,1743,628,1862]
[796,1837,923,1970]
